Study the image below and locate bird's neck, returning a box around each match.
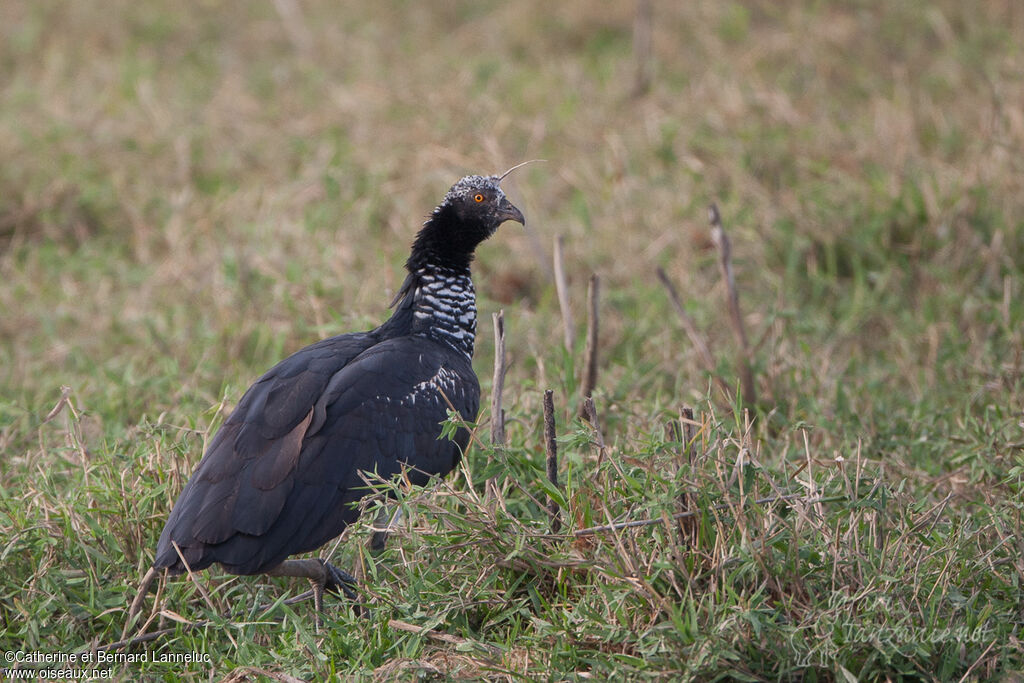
[390,263,477,358]
[405,205,477,273]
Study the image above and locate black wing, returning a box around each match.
[154,334,478,575]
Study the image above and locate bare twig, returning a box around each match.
[543,390,562,533]
[656,266,731,398]
[578,274,600,416]
[491,310,507,446]
[632,0,653,97]
[709,204,757,407]
[553,235,574,352]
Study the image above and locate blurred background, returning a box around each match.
[2,1,1022,423]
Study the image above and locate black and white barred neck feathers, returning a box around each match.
[408,266,477,358]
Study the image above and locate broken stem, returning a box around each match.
[579,274,600,416]
[543,389,562,533]
[491,310,507,446]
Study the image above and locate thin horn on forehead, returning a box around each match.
[498,159,546,182]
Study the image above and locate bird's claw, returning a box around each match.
[322,561,359,601]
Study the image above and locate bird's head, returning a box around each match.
[410,169,526,270]
[443,174,526,236]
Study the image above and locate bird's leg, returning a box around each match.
[265,558,360,629]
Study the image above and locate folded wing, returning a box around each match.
[154,334,478,575]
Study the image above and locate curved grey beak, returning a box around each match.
[497,197,525,226]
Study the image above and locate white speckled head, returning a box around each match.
[443,174,504,205]
[442,160,543,206]
[438,174,525,232]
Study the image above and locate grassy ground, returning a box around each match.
[2,0,1023,680]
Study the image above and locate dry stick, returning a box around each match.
[632,0,653,97]
[655,267,731,398]
[708,203,757,407]
[542,390,562,533]
[678,406,699,544]
[664,418,686,545]
[490,310,507,446]
[578,274,600,417]
[553,235,574,352]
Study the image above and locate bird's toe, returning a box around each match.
[322,561,359,600]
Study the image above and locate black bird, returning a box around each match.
[137,171,524,621]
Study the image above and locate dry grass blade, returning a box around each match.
[43,385,74,423]
[388,618,502,655]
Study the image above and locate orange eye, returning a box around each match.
[474,193,485,203]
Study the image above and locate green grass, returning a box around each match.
[2,0,1023,680]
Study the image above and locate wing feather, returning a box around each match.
[155,334,479,575]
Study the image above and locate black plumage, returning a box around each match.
[150,172,524,606]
